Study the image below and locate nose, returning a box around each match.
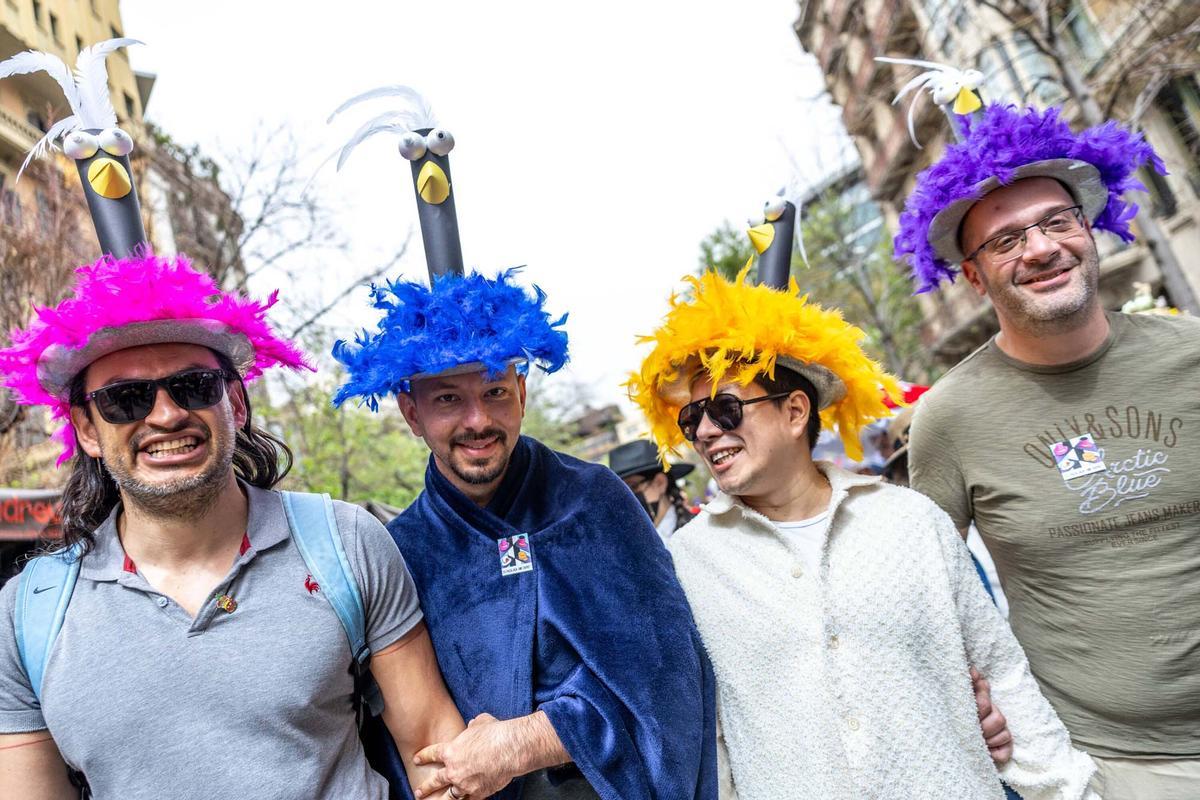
[694,405,723,443]
[1021,225,1060,263]
[143,386,190,429]
[460,396,492,431]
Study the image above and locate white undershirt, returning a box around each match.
[772,510,832,574]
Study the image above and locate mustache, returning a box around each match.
[452,429,507,446]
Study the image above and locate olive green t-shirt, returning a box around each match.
[909,310,1200,759]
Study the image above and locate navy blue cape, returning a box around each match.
[387,436,717,799]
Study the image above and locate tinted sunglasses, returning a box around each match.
[677,391,792,442]
[84,368,233,424]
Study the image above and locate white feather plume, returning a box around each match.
[326,85,439,170]
[74,38,142,129]
[0,37,139,181]
[875,56,982,148]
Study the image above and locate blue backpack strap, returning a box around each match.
[14,543,84,701]
[280,491,369,665]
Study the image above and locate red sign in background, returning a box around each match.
[0,490,62,541]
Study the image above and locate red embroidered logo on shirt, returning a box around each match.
[304,574,320,595]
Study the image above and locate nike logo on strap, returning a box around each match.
[32,585,58,594]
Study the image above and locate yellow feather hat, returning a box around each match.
[627,265,901,461]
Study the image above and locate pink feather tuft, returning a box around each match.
[0,252,313,465]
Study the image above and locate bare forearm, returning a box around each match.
[0,733,78,799]
[509,710,571,777]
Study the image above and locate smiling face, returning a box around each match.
[959,177,1100,334]
[687,375,813,501]
[398,367,527,504]
[70,343,245,514]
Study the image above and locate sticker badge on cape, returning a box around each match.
[1051,434,1107,481]
[498,534,533,576]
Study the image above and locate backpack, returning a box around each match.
[14,491,409,798]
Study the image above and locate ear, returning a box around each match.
[227,380,248,429]
[396,391,423,438]
[70,405,103,459]
[785,390,812,442]
[652,471,669,491]
[516,373,528,415]
[961,258,987,297]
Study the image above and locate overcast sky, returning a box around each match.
[122,0,851,412]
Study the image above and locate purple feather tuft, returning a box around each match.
[331,269,569,411]
[895,104,1165,292]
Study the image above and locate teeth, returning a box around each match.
[711,448,741,465]
[145,437,199,456]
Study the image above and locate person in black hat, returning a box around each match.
[608,440,696,542]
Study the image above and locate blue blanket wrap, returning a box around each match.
[387,436,717,799]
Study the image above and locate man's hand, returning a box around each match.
[412,713,522,799]
[971,667,1013,765]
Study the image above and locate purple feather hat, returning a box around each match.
[895,104,1166,292]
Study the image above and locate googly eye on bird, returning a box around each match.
[62,130,100,160]
[764,195,788,222]
[98,127,134,156]
[426,128,455,156]
[397,131,427,161]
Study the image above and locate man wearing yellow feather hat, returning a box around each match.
[628,267,1098,799]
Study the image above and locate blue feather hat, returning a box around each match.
[332,268,569,409]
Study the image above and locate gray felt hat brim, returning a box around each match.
[404,356,529,383]
[928,158,1107,264]
[661,354,847,411]
[36,319,255,399]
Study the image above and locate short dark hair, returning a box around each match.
[57,348,293,555]
[753,366,822,452]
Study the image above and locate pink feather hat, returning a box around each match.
[0,253,312,464]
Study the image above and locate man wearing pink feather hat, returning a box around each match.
[0,40,466,800]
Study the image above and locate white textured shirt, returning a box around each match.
[670,463,1098,800]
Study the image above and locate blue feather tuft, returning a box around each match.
[331,269,569,410]
[896,104,1166,292]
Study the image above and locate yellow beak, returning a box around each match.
[417,161,451,205]
[953,87,982,115]
[86,157,132,199]
[747,223,775,255]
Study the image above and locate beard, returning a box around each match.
[985,244,1100,334]
[101,419,236,520]
[445,428,511,485]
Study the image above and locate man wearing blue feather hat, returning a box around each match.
[328,87,716,800]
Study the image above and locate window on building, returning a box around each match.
[25,110,45,132]
[1154,77,1200,199]
[124,91,136,120]
[1063,1,1106,65]
[976,40,1023,105]
[2,191,22,227]
[48,12,59,41]
[35,189,50,232]
[1010,31,1067,106]
[75,35,84,53]
[31,0,42,27]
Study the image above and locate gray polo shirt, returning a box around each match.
[0,483,423,800]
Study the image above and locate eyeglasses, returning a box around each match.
[84,368,233,424]
[677,391,792,442]
[965,205,1085,264]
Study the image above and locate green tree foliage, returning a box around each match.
[266,368,430,509]
[697,193,931,380]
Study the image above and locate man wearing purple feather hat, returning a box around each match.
[901,103,1200,798]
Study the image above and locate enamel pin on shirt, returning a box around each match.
[498,534,533,576]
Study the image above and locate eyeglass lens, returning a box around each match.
[90,369,229,424]
[982,207,1083,260]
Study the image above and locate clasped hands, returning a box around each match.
[413,712,525,800]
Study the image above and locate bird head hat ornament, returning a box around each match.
[0,40,312,464]
[746,188,808,290]
[0,38,148,257]
[879,58,1166,292]
[627,266,901,462]
[327,85,568,407]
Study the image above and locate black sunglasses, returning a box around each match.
[84,368,233,424]
[677,391,792,442]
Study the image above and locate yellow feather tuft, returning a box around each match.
[627,270,902,463]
